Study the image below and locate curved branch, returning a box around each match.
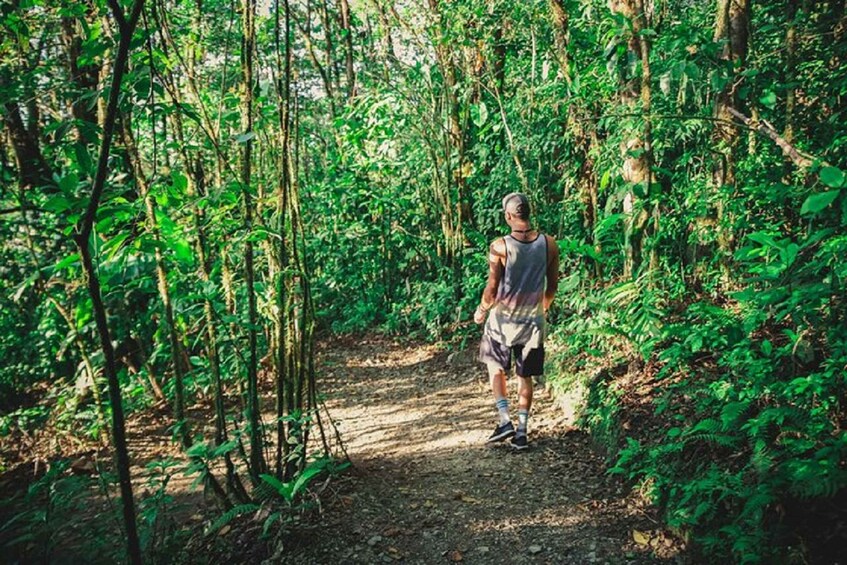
[726,106,819,169]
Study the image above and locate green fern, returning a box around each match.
[684,432,738,448]
[205,503,259,536]
[720,401,752,432]
[262,511,283,537]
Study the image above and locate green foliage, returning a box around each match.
[183,439,240,490]
[0,461,94,562]
[576,216,847,562]
[251,456,350,541]
[0,405,50,437]
[205,503,260,536]
[2,0,847,562]
[138,459,191,561]
[259,455,349,506]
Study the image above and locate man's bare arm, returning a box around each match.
[474,239,505,324]
[543,235,560,312]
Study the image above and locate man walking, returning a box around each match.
[474,193,559,450]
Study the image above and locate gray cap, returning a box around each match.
[502,192,530,218]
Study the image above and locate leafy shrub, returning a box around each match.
[571,219,847,563]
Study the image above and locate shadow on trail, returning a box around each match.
[281,338,687,564]
[282,434,681,564]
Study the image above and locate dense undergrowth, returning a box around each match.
[549,221,847,562]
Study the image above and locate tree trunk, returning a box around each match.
[632,0,657,274]
[427,0,468,301]
[338,0,356,98]
[609,0,651,279]
[320,0,340,95]
[274,0,293,480]
[120,115,189,446]
[712,0,750,282]
[0,95,53,190]
[784,0,799,146]
[241,0,264,483]
[548,0,572,86]
[72,1,146,562]
[61,9,100,142]
[298,12,337,120]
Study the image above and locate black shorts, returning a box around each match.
[478,334,544,377]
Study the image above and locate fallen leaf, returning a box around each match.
[219,525,231,536]
[632,529,650,545]
[448,550,463,562]
[460,495,482,504]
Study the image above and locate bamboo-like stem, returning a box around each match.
[120,115,189,447]
[240,0,264,483]
[72,1,145,562]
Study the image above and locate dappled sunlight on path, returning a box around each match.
[280,337,685,564]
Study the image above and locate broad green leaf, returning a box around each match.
[747,232,781,249]
[58,172,79,194]
[600,170,611,191]
[759,90,777,109]
[761,340,772,356]
[172,238,194,263]
[780,243,798,267]
[103,232,130,260]
[43,195,74,213]
[801,190,840,215]
[172,171,189,193]
[186,442,209,458]
[263,512,282,536]
[819,166,845,188]
[471,102,488,128]
[291,460,328,498]
[74,143,94,175]
[51,253,80,274]
[211,440,238,458]
[259,473,285,493]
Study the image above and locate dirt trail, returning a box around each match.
[281,337,685,564]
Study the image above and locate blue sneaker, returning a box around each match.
[510,433,529,450]
[487,421,516,443]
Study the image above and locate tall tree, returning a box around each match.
[712,0,750,276]
[72,0,146,562]
[240,0,265,482]
[338,0,356,98]
[609,0,653,278]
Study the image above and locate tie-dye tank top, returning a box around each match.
[484,234,547,348]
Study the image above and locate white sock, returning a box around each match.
[517,409,529,435]
[495,397,510,426]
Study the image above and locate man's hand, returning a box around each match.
[473,305,487,325]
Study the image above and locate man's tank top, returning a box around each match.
[483,234,547,348]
